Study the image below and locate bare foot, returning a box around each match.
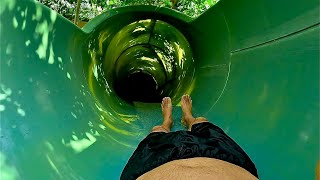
[181,94,195,127]
[161,97,173,129]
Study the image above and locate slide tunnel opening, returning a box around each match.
[115,70,159,102]
[87,18,196,104]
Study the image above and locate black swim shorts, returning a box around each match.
[121,122,258,179]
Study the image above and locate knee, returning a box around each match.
[151,126,169,133]
[195,117,208,122]
[189,117,208,128]
[152,125,162,131]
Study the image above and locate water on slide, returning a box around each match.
[0,0,319,179]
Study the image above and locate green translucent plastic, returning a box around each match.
[0,0,319,179]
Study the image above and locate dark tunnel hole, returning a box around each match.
[114,70,161,103]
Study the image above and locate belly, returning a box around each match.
[137,157,258,180]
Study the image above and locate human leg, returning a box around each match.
[151,97,173,133]
[181,94,208,131]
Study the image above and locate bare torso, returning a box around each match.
[137,157,258,180]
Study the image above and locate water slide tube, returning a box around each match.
[0,0,319,179]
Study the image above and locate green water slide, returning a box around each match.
[0,0,319,179]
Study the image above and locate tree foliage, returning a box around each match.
[38,0,218,21]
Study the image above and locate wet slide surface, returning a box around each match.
[0,0,319,179]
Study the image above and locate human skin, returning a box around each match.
[137,157,258,180]
[142,95,258,180]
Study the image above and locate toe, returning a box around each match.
[162,97,167,104]
[162,97,171,108]
[182,95,186,103]
[187,95,191,103]
[163,97,167,105]
[182,94,189,104]
[167,97,172,106]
